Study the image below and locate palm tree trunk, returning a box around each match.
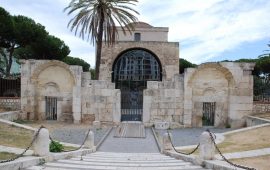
[95,12,105,80]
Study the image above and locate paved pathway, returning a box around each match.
[51,127,109,145]
[98,128,159,153]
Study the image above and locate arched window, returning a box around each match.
[113,49,161,82]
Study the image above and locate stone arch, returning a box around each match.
[187,63,234,127]
[31,60,76,85]
[41,82,60,96]
[188,63,235,88]
[112,48,162,82]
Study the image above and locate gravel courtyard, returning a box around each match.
[156,127,233,146]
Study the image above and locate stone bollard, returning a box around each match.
[198,131,215,160]
[33,128,50,157]
[162,132,173,152]
[84,130,96,150]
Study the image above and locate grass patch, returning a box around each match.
[0,123,33,148]
[230,155,270,170]
[253,112,270,120]
[0,152,17,160]
[177,126,270,154]
[217,126,270,153]
[12,119,34,124]
[63,145,78,151]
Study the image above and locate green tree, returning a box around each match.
[0,7,70,76]
[64,0,139,79]
[62,56,90,72]
[179,58,196,74]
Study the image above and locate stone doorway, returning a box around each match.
[112,49,162,122]
[202,102,216,126]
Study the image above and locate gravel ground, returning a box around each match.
[51,127,109,145]
[155,127,233,146]
[20,121,111,146]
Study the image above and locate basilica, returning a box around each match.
[20,22,255,128]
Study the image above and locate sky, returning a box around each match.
[1,0,270,67]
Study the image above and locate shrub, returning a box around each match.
[49,141,64,152]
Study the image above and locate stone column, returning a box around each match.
[162,132,173,152]
[84,130,96,151]
[73,86,81,123]
[33,128,50,157]
[199,131,215,160]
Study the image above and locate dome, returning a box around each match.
[127,22,153,28]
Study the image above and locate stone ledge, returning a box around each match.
[164,150,244,170]
[0,156,44,170]
[0,118,37,132]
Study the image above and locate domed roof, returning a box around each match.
[127,22,153,28]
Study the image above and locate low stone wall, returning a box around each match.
[81,80,120,124]
[0,111,20,121]
[253,102,270,113]
[246,115,270,127]
[143,75,184,127]
[0,97,20,110]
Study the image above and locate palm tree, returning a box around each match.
[64,0,139,79]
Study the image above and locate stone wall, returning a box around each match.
[20,60,82,122]
[100,41,179,81]
[0,97,20,110]
[253,102,270,113]
[81,77,120,124]
[183,62,255,128]
[143,75,184,127]
[186,66,229,127]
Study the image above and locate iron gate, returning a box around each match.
[113,49,162,121]
[118,81,144,121]
[45,96,57,120]
[202,102,216,126]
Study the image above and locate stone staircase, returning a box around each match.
[26,151,209,170]
[114,122,146,138]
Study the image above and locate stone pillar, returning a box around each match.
[113,89,121,124]
[199,131,215,160]
[162,132,173,152]
[73,86,81,123]
[33,128,50,157]
[84,131,95,150]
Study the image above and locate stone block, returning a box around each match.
[33,128,50,157]
[93,121,101,128]
[199,131,215,160]
[147,81,159,89]
[155,121,170,129]
[84,131,95,149]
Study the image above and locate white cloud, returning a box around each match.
[1,0,269,65]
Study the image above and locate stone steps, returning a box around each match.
[114,122,145,138]
[25,151,209,170]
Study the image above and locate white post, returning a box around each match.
[84,130,96,150]
[33,128,50,156]
[199,131,215,160]
[162,132,173,152]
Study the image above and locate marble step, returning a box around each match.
[25,152,210,170]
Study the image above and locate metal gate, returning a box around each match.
[45,96,57,120]
[113,49,162,121]
[202,102,215,126]
[119,81,144,121]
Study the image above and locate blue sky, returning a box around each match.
[1,0,270,67]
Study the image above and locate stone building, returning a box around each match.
[20,22,255,128]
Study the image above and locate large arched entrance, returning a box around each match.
[113,49,162,121]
